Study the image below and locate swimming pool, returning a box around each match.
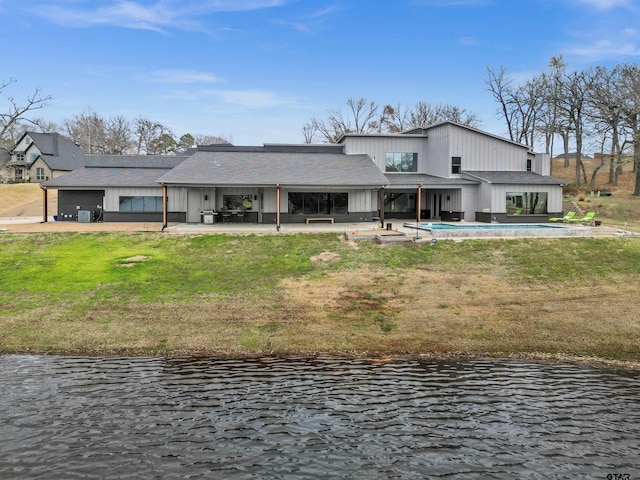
[417,223,563,230]
[403,222,591,238]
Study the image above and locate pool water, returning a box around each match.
[416,223,563,230]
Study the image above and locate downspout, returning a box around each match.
[379,187,385,227]
[40,185,48,223]
[276,184,281,231]
[162,183,168,231]
[417,184,422,224]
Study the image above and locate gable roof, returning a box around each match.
[15,132,86,171]
[462,171,567,185]
[158,150,388,187]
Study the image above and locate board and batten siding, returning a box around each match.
[104,187,185,212]
[425,124,530,177]
[342,137,428,173]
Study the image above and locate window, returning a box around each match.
[288,192,348,215]
[384,192,415,214]
[16,153,24,162]
[451,156,461,174]
[26,137,32,145]
[31,153,38,162]
[36,168,45,180]
[385,152,417,172]
[223,195,253,210]
[526,159,532,172]
[119,196,163,212]
[506,192,548,215]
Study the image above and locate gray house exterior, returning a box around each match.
[44,121,566,225]
[8,131,86,182]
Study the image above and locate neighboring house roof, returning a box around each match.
[384,173,478,188]
[462,171,567,185]
[158,150,388,187]
[14,131,86,171]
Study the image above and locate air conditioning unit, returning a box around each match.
[78,210,92,223]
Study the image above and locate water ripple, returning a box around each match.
[0,355,639,479]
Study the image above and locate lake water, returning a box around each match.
[1,355,639,479]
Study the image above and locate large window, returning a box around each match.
[385,152,417,172]
[223,195,253,210]
[119,196,163,212]
[384,192,415,214]
[451,156,461,174]
[288,192,348,215]
[506,192,548,215]
[36,167,45,180]
[16,153,24,162]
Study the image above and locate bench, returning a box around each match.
[306,217,334,224]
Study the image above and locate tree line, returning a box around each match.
[302,98,481,144]
[4,60,640,195]
[486,56,640,194]
[1,81,230,155]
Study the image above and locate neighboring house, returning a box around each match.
[0,147,10,182]
[8,131,86,182]
[44,121,566,225]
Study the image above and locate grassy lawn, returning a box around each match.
[1,232,639,364]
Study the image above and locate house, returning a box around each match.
[43,121,566,225]
[8,131,86,182]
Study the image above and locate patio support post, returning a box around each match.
[379,187,385,227]
[417,184,422,224]
[276,184,281,231]
[162,183,168,230]
[41,185,48,223]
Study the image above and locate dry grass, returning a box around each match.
[5,263,638,366]
[0,184,57,217]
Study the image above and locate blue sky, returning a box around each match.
[1,0,639,145]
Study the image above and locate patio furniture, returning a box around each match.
[221,212,232,223]
[549,211,576,222]
[567,211,596,225]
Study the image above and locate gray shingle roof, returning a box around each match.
[384,173,478,187]
[44,167,172,188]
[85,155,188,168]
[24,132,86,171]
[158,151,388,187]
[463,171,567,185]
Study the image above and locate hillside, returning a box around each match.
[0,184,58,218]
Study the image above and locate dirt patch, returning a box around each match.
[310,251,341,263]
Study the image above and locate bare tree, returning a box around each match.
[307,97,379,143]
[485,66,544,147]
[193,134,232,145]
[0,79,52,147]
[63,109,108,154]
[104,115,133,154]
[408,101,480,129]
[134,117,174,154]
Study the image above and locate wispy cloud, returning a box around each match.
[147,69,219,84]
[565,39,640,58]
[409,0,493,6]
[161,87,293,108]
[273,3,340,33]
[569,0,634,10]
[26,0,292,32]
